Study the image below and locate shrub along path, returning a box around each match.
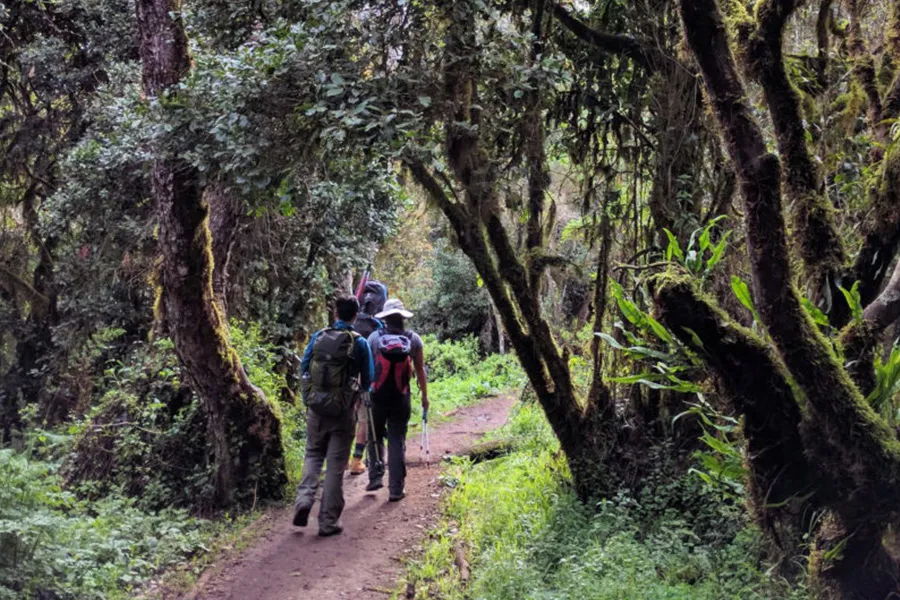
[182,394,516,600]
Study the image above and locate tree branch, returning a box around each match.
[839,258,900,397]
[0,265,50,314]
[681,0,900,517]
[743,0,845,281]
[655,277,817,541]
[839,148,900,327]
[551,3,655,70]
[862,258,900,332]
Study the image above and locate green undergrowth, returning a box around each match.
[0,322,290,599]
[409,335,524,425]
[400,403,806,600]
[0,445,253,600]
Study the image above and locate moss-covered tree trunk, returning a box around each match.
[676,1,900,596]
[136,0,285,508]
[407,0,620,500]
[207,184,244,314]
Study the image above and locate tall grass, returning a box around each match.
[410,335,524,422]
[401,403,806,600]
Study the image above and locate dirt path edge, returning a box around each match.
[177,394,516,600]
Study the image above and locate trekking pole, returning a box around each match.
[421,409,430,466]
[364,393,384,474]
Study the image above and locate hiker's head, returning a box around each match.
[384,314,405,330]
[376,298,413,330]
[336,294,360,322]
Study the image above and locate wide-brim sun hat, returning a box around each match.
[376,298,413,319]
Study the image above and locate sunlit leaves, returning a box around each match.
[663,216,731,283]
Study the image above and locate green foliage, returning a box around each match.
[801,296,831,330]
[411,336,524,422]
[838,281,864,323]
[414,242,493,344]
[663,216,731,281]
[62,338,213,510]
[229,321,306,484]
[0,449,213,599]
[676,397,748,501]
[867,341,900,426]
[730,275,762,325]
[402,404,804,600]
[596,281,702,393]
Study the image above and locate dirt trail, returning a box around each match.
[185,395,515,600]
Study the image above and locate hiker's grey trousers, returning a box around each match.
[294,410,354,529]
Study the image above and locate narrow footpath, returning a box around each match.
[183,395,515,600]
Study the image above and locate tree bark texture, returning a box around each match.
[647,65,705,240]
[207,184,245,313]
[678,0,900,596]
[655,278,817,554]
[737,0,845,286]
[403,1,631,500]
[136,0,285,508]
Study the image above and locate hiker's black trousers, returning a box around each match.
[367,392,411,495]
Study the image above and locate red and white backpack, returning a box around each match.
[372,333,413,396]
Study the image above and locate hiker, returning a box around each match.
[294,294,374,536]
[348,279,388,475]
[365,298,429,501]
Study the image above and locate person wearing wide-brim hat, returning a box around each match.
[364,299,428,502]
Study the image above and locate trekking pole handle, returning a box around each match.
[422,409,428,423]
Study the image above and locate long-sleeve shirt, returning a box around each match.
[301,320,374,391]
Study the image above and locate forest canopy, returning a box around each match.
[4,0,900,598]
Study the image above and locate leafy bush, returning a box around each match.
[868,340,900,426]
[402,404,805,600]
[0,449,213,600]
[413,242,493,343]
[62,338,213,511]
[229,320,306,484]
[410,336,525,421]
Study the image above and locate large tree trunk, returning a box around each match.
[136,0,285,508]
[207,184,245,313]
[406,0,620,500]
[678,0,900,596]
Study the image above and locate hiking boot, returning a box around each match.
[366,479,384,492]
[318,524,343,537]
[349,457,366,475]
[389,490,406,502]
[292,503,311,527]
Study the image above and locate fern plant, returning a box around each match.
[867,342,900,426]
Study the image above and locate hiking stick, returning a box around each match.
[421,409,430,466]
[364,394,383,472]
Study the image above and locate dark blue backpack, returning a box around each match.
[354,281,388,339]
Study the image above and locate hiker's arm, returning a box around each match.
[413,345,429,411]
[300,333,317,375]
[355,336,374,391]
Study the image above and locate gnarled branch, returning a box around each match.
[741,0,845,281]
[655,277,816,544]
[550,3,655,69]
[681,0,900,515]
